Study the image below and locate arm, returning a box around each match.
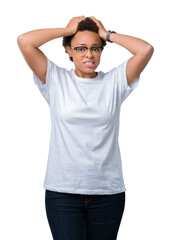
[107,33,154,85]
[17,28,73,48]
[17,28,73,84]
[17,16,85,84]
[90,16,154,85]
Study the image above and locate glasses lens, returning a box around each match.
[76,47,103,56]
[76,47,86,56]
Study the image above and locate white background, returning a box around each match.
[1,0,171,239]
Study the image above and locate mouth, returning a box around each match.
[84,61,95,68]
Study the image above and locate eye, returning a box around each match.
[77,47,86,52]
[92,47,101,52]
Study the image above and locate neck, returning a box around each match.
[75,70,98,78]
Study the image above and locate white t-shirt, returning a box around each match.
[33,57,140,195]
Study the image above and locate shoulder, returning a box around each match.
[102,59,129,76]
[100,60,127,80]
[47,58,66,71]
[47,58,71,78]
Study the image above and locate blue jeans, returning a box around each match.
[45,190,125,240]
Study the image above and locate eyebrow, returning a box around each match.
[77,43,101,46]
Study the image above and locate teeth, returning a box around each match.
[85,62,94,64]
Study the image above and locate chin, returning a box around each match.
[83,64,98,72]
[84,68,97,73]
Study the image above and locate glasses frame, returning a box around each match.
[70,45,104,56]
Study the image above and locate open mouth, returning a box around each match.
[84,61,95,68]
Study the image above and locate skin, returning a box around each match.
[17,15,154,85]
[65,15,154,84]
[65,31,103,78]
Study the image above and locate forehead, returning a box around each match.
[71,31,102,45]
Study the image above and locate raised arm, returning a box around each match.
[90,16,154,85]
[107,33,154,85]
[17,16,85,84]
[17,28,73,84]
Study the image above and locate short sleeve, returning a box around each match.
[116,58,140,104]
[33,57,56,105]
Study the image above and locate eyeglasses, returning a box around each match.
[70,46,104,57]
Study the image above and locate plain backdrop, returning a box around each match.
[1,0,171,239]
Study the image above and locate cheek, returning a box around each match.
[95,57,101,66]
[72,54,80,65]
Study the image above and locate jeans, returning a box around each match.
[45,190,125,240]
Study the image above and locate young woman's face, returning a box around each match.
[66,31,103,78]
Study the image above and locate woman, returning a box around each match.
[17,16,154,240]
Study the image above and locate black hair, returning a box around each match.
[62,17,107,62]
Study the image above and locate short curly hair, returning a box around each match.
[62,17,107,62]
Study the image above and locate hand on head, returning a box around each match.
[65,16,107,41]
[65,16,86,36]
[89,16,107,40]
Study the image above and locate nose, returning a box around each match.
[85,48,93,57]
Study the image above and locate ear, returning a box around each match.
[65,46,72,57]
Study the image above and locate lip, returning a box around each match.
[83,61,95,68]
[83,61,95,63]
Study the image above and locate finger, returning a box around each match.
[75,16,84,19]
[90,16,97,20]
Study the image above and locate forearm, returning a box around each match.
[17,28,71,48]
[108,32,153,55]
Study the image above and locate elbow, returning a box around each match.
[17,34,29,48]
[17,34,23,41]
[147,45,154,59]
[146,44,154,55]
[141,44,154,58]
[143,45,154,62]
[17,34,25,45]
[17,35,23,47]
[149,44,154,53]
[137,44,154,57]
